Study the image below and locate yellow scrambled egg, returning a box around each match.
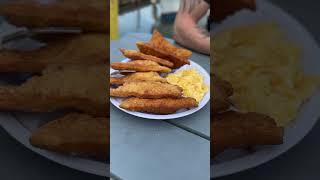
[166,69,209,103]
[213,23,319,126]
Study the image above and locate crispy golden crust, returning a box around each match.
[136,42,190,69]
[120,97,198,114]
[111,60,171,73]
[0,34,108,73]
[0,65,107,117]
[0,0,108,33]
[110,81,183,99]
[150,30,192,60]
[211,111,283,158]
[120,49,174,68]
[212,75,233,113]
[30,113,109,160]
[213,0,256,22]
[110,72,166,85]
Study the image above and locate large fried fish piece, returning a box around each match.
[0,65,107,117]
[150,30,192,60]
[0,34,108,73]
[136,42,190,68]
[0,0,108,33]
[120,97,198,114]
[30,113,109,160]
[110,81,182,99]
[212,75,233,113]
[213,0,256,22]
[111,60,171,73]
[120,48,174,68]
[110,72,166,85]
[211,111,284,158]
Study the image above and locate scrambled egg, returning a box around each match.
[213,23,319,126]
[166,69,209,103]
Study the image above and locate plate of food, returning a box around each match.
[0,0,109,176]
[110,31,210,119]
[212,0,320,178]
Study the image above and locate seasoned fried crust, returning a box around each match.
[120,97,198,114]
[30,113,109,160]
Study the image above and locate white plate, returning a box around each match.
[212,0,320,178]
[110,59,210,120]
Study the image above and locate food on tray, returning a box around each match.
[0,65,107,117]
[120,97,198,114]
[110,81,183,99]
[213,23,319,126]
[211,111,283,158]
[0,34,108,73]
[166,69,209,102]
[212,75,233,114]
[110,72,167,85]
[120,48,174,68]
[0,0,108,32]
[30,113,109,160]
[111,60,171,73]
[213,0,256,22]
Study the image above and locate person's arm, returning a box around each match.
[173,0,210,55]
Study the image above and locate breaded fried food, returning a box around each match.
[212,75,233,113]
[0,0,108,33]
[111,60,171,73]
[30,113,109,160]
[136,42,190,68]
[120,48,174,68]
[150,30,192,60]
[213,0,256,22]
[110,72,166,85]
[120,97,198,114]
[0,34,108,73]
[110,81,182,99]
[0,65,107,117]
[211,111,284,158]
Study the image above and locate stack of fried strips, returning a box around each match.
[0,0,109,160]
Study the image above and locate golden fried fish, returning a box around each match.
[110,72,166,85]
[120,97,198,114]
[30,113,109,160]
[120,48,174,68]
[111,60,171,73]
[110,81,182,99]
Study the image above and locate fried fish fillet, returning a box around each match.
[136,42,190,68]
[120,97,198,114]
[0,34,108,73]
[120,48,174,68]
[30,113,109,160]
[0,0,108,33]
[150,30,192,60]
[0,65,107,117]
[110,81,182,99]
[111,60,171,73]
[213,0,256,22]
[211,111,284,158]
[212,75,233,113]
[110,72,166,85]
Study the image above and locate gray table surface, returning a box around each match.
[0,0,320,180]
[110,33,210,180]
